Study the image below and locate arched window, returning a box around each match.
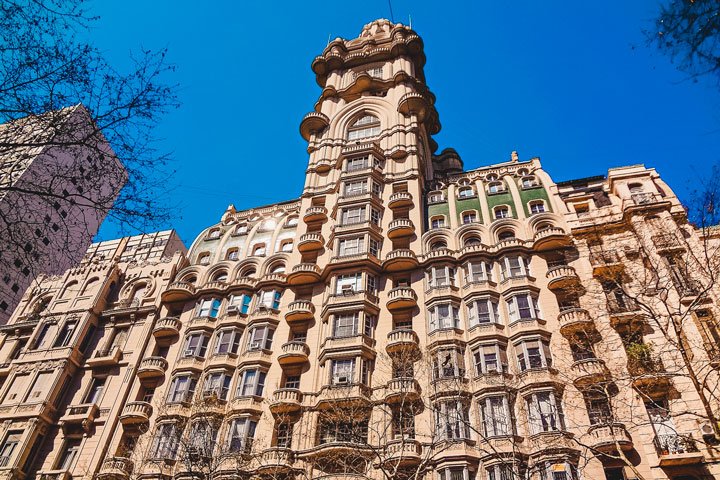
[252,244,266,256]
[280,240,293,253]
[498,230,515,241]
[226,248,239,261]
[286,217,298,227]
[521,176,538,189]
[198,252,211,265]
[61,281,78,299]
[183,276,197,284]
[213,271,228,282]
[347,114,381,140]
[430,240,447,251]
[463,236,482,247]
[628,182,644,193]
[235,224,248,235]
[207,228,221,239]
[270,263,286,274]
[430,216,446,229]
[131,284,146,304]
[494,206,510,220]
[458,186,474,199]
[529,201,546,215]
[536,223,553,232]
[240,267,256,278]
[487,182,504,194]
[81,278,99,295]
[461,211,477,225]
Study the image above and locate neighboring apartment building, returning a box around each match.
[0,18,719,480]
[0,105,126,323]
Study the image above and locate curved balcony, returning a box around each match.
[386,287,418,311]
[98,457,133,480]
[398,91,430,117]
[258,448,294,474]
[137,356,168,384]
[494,238,526,252]
[558,308,594,337]
[386,329,420,356]
[388,191,413,210]
[629,357,672,396]
[546,265,581,291]
[161,281,196,303]
[287,263,321,286]
[278,341,310,365]
[305,442,372,462]
[387,219,415,239]
[198,280,228,294]
[571,358,611,387]
[385,377,421,403]
[384,439,422,466]
[471,372,513,393]
[119,401,152,427]
[587,423,633,453]
[269,388,302,414]
[422,247,455,264]
[285,300,315,323]
[256,273,287,289]
[382,249,419,272]
[152,316,180,343]
[304,206,328,223]
[300,111,330,141]
[590,251,624,277]
[507,318,547,339]
[315,384,372,409]
[298,232,324,252]
[533,227,571,251]
[514,368,561,393]
[234,276,258,290]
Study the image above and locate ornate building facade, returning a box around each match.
[0,18,719,480]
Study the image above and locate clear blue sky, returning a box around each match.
[90,1,720,247]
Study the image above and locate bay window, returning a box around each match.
[432,347,466,379]
[152,423,179,459]
[438,467,472,480]
[341,206,365,225]
[335,273,363,294]
[167,375,197,403]
[256,290,281,310]
[506,293,540,322]
[203,371,231,400]
[333,312,359,337]
[487,464,514,480]
[237,369,266,397]
[526,391,565,434]
[197,298,221,318]
[465,261,493,283]
[183,332,210,358]
[214,328,241,355]
[539,462,577,480]
[467,298,500,326]
[344,180,367,196]
[188,421,218,457]
[515,338,552,371]
[427,266,456,289]
[480,395,512,436]
[246,325,274,351]
[228,294,251,314]
[227,417,257,452]
[435,400,470,440]
[339,236,364,256]
[428,303,460,331]
[500,256,530,280]
[473,343,507,374]
[319,418,368,444]
[331,358,355,385]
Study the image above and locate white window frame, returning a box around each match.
[507,293,540,322]
[480,395,512,437]
[331,358,355,385]
[500,256,530,280]
[428,303,460,331]
[246,325,274,351]
[465,261,493,283]
[515,338,551,371]
[473,343,507,374]
[237,369,266,397]
[467,298,500,326]
[494,206,510,219]
[526,391,565,434]
[427,265,456,289]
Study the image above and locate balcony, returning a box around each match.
[305,441,373,462]
[514,368,561,393]
[383,439,422,466]
[558,308,594,337]
[186,314,217,331]
[152,316,181,340]
[386,287,418,311]
[256,273,287,288]
[257,448,294,474]
[386,329,420,356]
[304,206,328,223]
[571,358,610,387]
[38,470,72,480]
[234,276,258,290]
[421,247,456,264]
[137,356,168,383]
[287,263,321,286]
[59,403,99,432]
[608,298,644,328]
[471,371,512,393]
[382,249,419,272]
[628,356,672,395]
[546,265,580,291]
[315,384,372,408]
[161,281,196,303]
[387,219,415,239]
[528,430,576,454]
[654,434,703,466]
[300,111,330,141]
[285,300,315,323]
[198,280,228,294]
[227,395,263,415]
[86,346,122,368]
[586,423,633,453]
[298,232,324,252]
[119,401,152,427]
[384,377,421,403]
[388,191,413,209]
[533,227,571,251]
[278,341,310,365]
[590,251,623,277]
[269,388,303,414]
[97,457,134,480]
[507,318,547,339]
[494,238,526,252]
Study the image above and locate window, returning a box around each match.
[284,375,301,389]
[333,312,359,337]
[227,417,257,452]
[428,191,444,203]
[214,328,241,355]
[213,271,228,282]
[473,343,507,374]
[369,238,381,257]
[331,359,355,385]
[516,339,551,371]
[487,464,514,480]
[279,240,293,253]
[33,322,53,349]
[344,180,367,196]
[481,396,512,436]
[257,290,281,310]
[187,421,218,458]
[435,400,470,440]
[252,243,266,256]
[463,235,482,247]
[319,418,369,444]
[427,266,456,288]
[527,392,565,434]
[56,439,81,470]
[229,294,251,314]
[346,155,378,172]
[628,182,644,193]
[574,203,589,215]
[500,256,530,280]
[339,237,364,256]
[530,201,546,214]
[521,176,538,189]
[462,211,477,224]
[497,229,515,241]
[0,431,20,467]
[203,372,231,400]
[364,315,376,337]
[84,377,106,404]
[286,217,299,227]
[458,186,474,198]
[585,393,612,425]
[270,263,286,273]
[183,333,210,358]
[197,298,221,318]
[466,261,492,283]
[198,253,211,265]
[392,408,415,439]
[235,224,248,235]
[432,347,466,379]
[428,303,460,331]
[152,423,179,459]
[3,374,30,403]
[468,298,500,326]
[370,208,381,226]
[507,293,540,322]
[347,114,381,140]
[438,467,471,480]
[208,229,221,239]
[430,216,445,229]
[246,325,274,351]
[494,206,510,219]
[335,273,362,294]
[26,371,52,401]
[53,320,77,347]
[341,206,365,225]
[276,423,293,448]
[167,375,197,403]
[540,463,578,480]
[237,369,266,397]
[430,240,447,251]
[488,182,504,194]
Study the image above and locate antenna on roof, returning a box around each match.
[409,14,412,29]
[388,0,395,22]
[327,34,331,45]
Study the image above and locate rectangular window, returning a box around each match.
[227,418,257,452]
[507,293,539,322]
[344,180,367,196]
[473,344,506,374]
[183,333,210,358]
[501,256,529,280]
[203,372,231,400]
[167,375,197,403]
[428,304,460,331]
[197,298,221,318]
[481,396,512,437]
[347,156,369,171]
[84,377,106,404]
[331,359,355,385]
[468,298,499,326]
[339,237,364,256]
[229,294,251,314]
[364,315,375,337]
[527,392,565,434]
[370,208,381,225]
[53,320,77,347]
[516,339,550,371]
[152,423,179,459]
[466,261,492,283]
[0,431,21,467]
[432,348,466,379]
[33,322,53,349]
[284,375,301,389]
[435,400,470,440]
[276,423,293,448]
[428,266,455,288]
[56,438,82,470]
[342,207,365,225]
[25,371,53,401]
[257,290,281,309]
[237,369,266,397]
[369,238,380,257]
[247,325,274,351]
[333,312,359,337]
[336,273,362,294]
[215,328,241,355]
